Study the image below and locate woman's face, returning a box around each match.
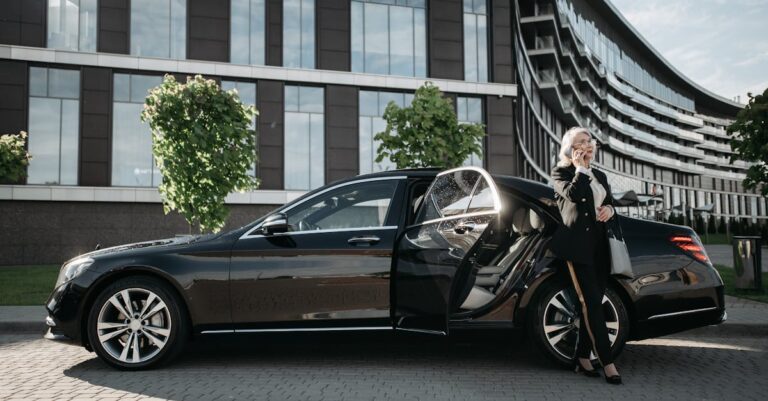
[572,132,594,163]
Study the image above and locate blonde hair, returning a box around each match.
[556,126,592,167]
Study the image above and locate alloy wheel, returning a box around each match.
[541,288,620,361]
[96,288,172,364]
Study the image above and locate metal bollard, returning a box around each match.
[732,235,763,290]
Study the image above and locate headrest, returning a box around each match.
[529,209,543,230]
[512,207,533,234]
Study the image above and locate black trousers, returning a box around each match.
[565,220,614,366]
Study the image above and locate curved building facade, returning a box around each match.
[514,0,756,222]
[0,0,762,264]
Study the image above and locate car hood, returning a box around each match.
[75,233,219,261]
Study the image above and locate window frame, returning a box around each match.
[26,65,81,186]
[412,167,501,227]
[239,176,407,239]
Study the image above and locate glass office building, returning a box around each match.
[0,0,762,264]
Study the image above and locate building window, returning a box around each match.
[359,90,414,174]
[111,73,163,187]
[457,97,484,167]
[26,67,80,185]
[283,0,315,69]
[463,0,488,82]
[351,0,426,77]
[284,85,324,190]
[47,0,97,52]
[231,0,265,65]
[221,80,258,176]
[130,0,186,59]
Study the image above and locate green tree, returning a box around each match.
[374,81,485,169]
[142,74,259,233]
[0,131,31,183]
[727,88,768,196]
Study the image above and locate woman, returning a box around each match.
[547,126,622,385]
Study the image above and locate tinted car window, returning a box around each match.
[466,179,495,213]
[417,170,480,222]
[286,180,398,231]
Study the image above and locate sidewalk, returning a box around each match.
[2,295,766,335]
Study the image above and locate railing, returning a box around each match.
[695,113,733,127]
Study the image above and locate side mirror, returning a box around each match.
[261,212,289,235]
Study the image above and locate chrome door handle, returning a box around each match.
[454,222,476,234]
[347,235,381,245]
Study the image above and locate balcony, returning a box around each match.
[698,154,751,170]
[696,140,734,154]
[675,112,704,128]
[629,90,679,120]
[696,125,731,139]
[695,113,733,127]
[606,95,705,145]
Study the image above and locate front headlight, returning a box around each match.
[55,257,94,287]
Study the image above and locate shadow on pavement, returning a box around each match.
[62,330,550,399]
[60,330,767,400]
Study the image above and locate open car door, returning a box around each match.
[393,167,502,334]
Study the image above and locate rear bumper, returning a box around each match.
[631,306,726,340]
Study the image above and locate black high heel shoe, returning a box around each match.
[573,359,600,378]
[603,370,622,385]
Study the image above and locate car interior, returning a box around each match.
[453,198,546,312]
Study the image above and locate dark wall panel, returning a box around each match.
[428,0,463,80]
[490,0,514,83]
[0,59,27,184]
[187,0,230,62]
[98,0,130,54]
[325,85,358,183]
[317,0,350,71]
[0,201,277,265]
[79,67,112,186]
[265,0,282,66]
[0,0,46,47]
[486,95,515,175]
[257,80,284,189]
[0,59,27,134]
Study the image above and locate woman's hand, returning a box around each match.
[597,205,614,222]
[572,148,588,168]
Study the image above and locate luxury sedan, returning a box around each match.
[44,167,727,370]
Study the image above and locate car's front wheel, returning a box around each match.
[87,276,188,370]
[527,279,629,368]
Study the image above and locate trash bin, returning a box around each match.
[732,235,763,290]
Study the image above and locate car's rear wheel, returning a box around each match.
[87,276,188,370]
[527,279,629,368]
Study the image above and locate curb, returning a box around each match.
[0,322,47,334]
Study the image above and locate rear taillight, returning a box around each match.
[669,234,710,264]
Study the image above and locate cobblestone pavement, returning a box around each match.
[0,327,766,401]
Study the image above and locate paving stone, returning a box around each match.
[0,329,766,401]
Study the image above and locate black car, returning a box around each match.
[45,167,727,370]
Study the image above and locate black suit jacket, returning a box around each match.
[546,163,616,266]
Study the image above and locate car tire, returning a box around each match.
[526,278,629,369]
[86,276,189,370]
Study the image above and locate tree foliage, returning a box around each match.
[141,74,259,233]
[0,131,31,183]
[374,81,485,169]
[727,87,768,196]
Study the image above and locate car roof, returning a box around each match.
[491,174,554,200]
[331,168,557,211]
[339,168,555,198]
